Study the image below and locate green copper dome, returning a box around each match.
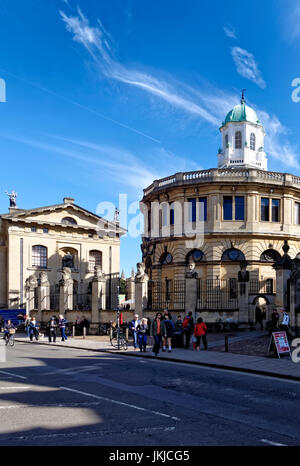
[222,102,261,127]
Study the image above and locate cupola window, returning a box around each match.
[235,131,242,149]
[250,133,256,151]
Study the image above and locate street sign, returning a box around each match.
[269,331,291,359]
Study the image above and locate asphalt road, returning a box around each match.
[0,341,299,446]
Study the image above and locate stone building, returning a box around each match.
[139,96,300,324]
[0,196,126,322]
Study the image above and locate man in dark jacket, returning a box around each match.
[182,312,194,349]
[47,316,58,343]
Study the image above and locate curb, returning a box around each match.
[15,338,300,383]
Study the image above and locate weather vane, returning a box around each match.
[5,190,18,208]
[241,88,246,104]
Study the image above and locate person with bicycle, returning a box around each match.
[3,320,16,344]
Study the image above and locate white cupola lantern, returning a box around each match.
[217,90,268,170]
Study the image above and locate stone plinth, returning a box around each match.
[185,277,197,321]
[134,280,148,316]
[92,278,106,323]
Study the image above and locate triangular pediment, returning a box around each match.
[1,202,126,235]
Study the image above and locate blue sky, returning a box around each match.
[0,0,300,275]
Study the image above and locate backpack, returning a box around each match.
[182,317,190,329]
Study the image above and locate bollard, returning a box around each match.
[73,325,75,337]
[83,327,86,339]
[125,327,129,343]
[225,335,229,352]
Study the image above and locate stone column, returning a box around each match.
[126,275,135,310]
[25,275,38,315]
[91,267,106,323]
[59,267,73,312]
[185,277,198,321]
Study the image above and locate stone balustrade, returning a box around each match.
[143,168,300,197]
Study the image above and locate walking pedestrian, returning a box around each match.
[29,317,39,341]
[163,309,172,321]
[255,305,264,330]
[162,313,175,352]
[59,314,68,341]
[174,315,184,348]
[279,309,290,337]
[47,316,58,342]
[151,312,162,356]
[128,314,140,350]
[80,316,90,336]
[137,318,148,352]
[193,317,208,351]
[24,314,31,339]
[182,312,194,349]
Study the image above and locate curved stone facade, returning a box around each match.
[141,167,300,288]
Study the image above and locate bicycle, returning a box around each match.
[5,331,15,347]
[109,326,128,350]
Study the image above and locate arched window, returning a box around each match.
[225,134,229,147]
[235,131,242,149]
[161,252,173,265]
[62,217,77,225]
[89,250,102,272]
[250,133,256,151]
[222,248,245,261]
[186,250,205,263]
[260,249,281,262]
[32,245,47,269]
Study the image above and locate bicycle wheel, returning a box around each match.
[9,336,14,347]
[122,339,128,351]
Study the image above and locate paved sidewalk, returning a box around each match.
[13,331,300,381]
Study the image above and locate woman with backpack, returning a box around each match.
[193,317,208,351]
[161,313,175,353]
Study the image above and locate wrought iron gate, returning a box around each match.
[147,279,185,311]
[196,278,238,310]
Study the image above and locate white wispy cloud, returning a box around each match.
[231,46,266,89]
[286,1,300,41]
[223,24,237,39]
[2,132,197,194]
[257,110,300,170]
[60,8,219,126]
[59,7,300,170]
